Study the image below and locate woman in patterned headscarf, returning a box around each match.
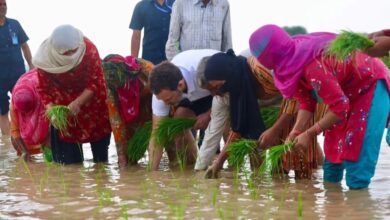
[102,54,154,168]
[249,24,390,189]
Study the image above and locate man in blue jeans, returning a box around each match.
[129,0,174,65]
[0,0,33,135]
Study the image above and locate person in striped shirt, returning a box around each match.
[165,0,232,60]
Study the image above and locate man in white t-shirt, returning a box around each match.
[148,49,219,170]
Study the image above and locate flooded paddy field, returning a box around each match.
[0,134,389,220]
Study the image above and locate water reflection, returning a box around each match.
[0,135,389,219]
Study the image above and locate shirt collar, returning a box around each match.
[193,0,215,6]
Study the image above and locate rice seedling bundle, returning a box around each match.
[326,31,374,60]
[258,142,294,176]
[127,121,152,163]
[46,105,71,132]
[260,106,280,129]
[42,146,53,163]
[154,118,196,148]
[227,139,258,169]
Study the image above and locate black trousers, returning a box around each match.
[51,126,111,164]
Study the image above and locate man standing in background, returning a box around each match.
[0,0,33,136]
[165,0,232,60]
[129,0,174,65]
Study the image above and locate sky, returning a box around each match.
[6,0,390,59]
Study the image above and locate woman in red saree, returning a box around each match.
[33,25,111,164]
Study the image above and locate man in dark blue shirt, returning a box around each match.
[129,0,174,65]
[0,0,33,135]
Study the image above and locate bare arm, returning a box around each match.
[291,109,313,135]
[68,89,94,115]
[148,115,165,170]
[194,109,211,130]
[259,112,294,148]
[10,106,29,156]
[205,130,240,178]
[365,36,390,57]
[306,110,340,137]
[131,30,141,58]
[21,42,33,70]
[293,110,340,154]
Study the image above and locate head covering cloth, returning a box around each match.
[249,24,336,98]
[204,49,265,139]
[11,70,49,145]
[33,24,86,74]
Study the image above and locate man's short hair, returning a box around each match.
[196,56,211,89]
[149,61,183,94]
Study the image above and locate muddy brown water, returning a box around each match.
[0,134,389,220]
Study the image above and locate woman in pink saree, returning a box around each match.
[10,70,49,157]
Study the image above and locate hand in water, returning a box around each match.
[204,163,220,179]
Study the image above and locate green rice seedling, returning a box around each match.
[279,183,288,208]
[381,56,390,69]
[120,204,129,220]
[168,203,186,220]
[38,163,53,196]
[326,30,374,60]
[97,188,113,208]
[42,146,53,163]
[297,191,303,217]
[244,170,257,200]
[258,142,294,177]
[20,156,34,180]
[217,207,225,220]
[176,146,188,172]
[212,187,218,207]
[94,166,113,210]
[59,166,69,196]
[127,121,152,163]
[155,117,196,148]
[260,106,280,129]
[227,139,258,170]
[46,105,71,132]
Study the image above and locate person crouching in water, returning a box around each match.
[33,25,111,164]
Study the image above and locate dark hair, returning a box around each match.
[149,61,183,94]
